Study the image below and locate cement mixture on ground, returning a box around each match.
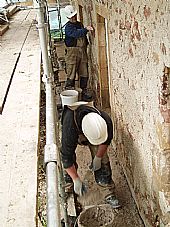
[76,145,145,227]
[78,204,114,227]
[78,169,114,207]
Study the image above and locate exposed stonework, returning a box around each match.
[72,0,170,226]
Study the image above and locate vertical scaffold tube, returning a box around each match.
[33,0,61,226]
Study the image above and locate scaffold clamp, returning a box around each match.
[44,143,58,165]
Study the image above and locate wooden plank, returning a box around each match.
[0,24,9,36]
[0,9,36,113]
[0,9,41,227]
[7,5,18,17]
[67,195,77,216]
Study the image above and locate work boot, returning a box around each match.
[94,163,114,187]
[82,89,94,102]
[105,194,121,208]
[80,77,94,101]
[65,78,75,89]
[80,77,88,90]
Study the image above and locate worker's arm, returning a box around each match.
[61,109,87,196]
[92,144,108,171]
[65,22,93,39]
[92,111,113,171]
[66,164,87,196]
[65,23,88,38]
[96,144,108,158]
[61,108,78,168]
[65,164,79,180]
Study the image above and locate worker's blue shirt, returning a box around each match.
[64,21,88,47]
[61,105,113,169]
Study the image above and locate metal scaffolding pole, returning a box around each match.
[56,0,63,40]
[33,0,61,226]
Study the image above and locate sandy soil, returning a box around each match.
[76,145,145,227]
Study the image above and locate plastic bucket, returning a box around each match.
[60,89,78,107]
[77,204,114,227]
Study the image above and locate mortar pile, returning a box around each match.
[78,170,108,206]
[77,204,114,227]
[78,186,102,206]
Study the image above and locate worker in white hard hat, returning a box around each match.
[61,102,121,208]
[64,5,93,99]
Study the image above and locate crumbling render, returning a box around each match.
[158,66,170,226]
[160,67,170,111]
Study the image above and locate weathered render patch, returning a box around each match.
[72,0,170,226]
[157,67,170,223]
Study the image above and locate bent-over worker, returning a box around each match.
[61,102,121,208]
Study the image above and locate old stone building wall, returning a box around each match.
[71,0,170,226]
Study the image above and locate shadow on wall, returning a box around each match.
[114,115,161,227]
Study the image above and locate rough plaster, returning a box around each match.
[108,2,170,225]
[72,0,170,226]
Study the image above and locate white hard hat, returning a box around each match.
[64,5,77,19]
[82,113,108,145]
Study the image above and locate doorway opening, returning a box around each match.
[97,14,110,109]
[78,5,83,24]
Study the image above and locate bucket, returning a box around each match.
[77,204,114,227]
[60,89,78,107]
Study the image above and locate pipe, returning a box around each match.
[55,124,70,227]
[33,0,61,226]
[56,0,63,40]
[34,1,70,227]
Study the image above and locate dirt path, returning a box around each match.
[76,145,144,227]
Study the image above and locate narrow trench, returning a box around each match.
[37,86,82,227]
[38,89,47,226]
[37,44,145,226]
[37,85,145,227]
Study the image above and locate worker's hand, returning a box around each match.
[73,178,87,196]
[92,155,102,171]
[86,26,93,31]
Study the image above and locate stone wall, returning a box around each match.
[71,0,170,226]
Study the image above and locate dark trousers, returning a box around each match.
[88,144,114,186]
